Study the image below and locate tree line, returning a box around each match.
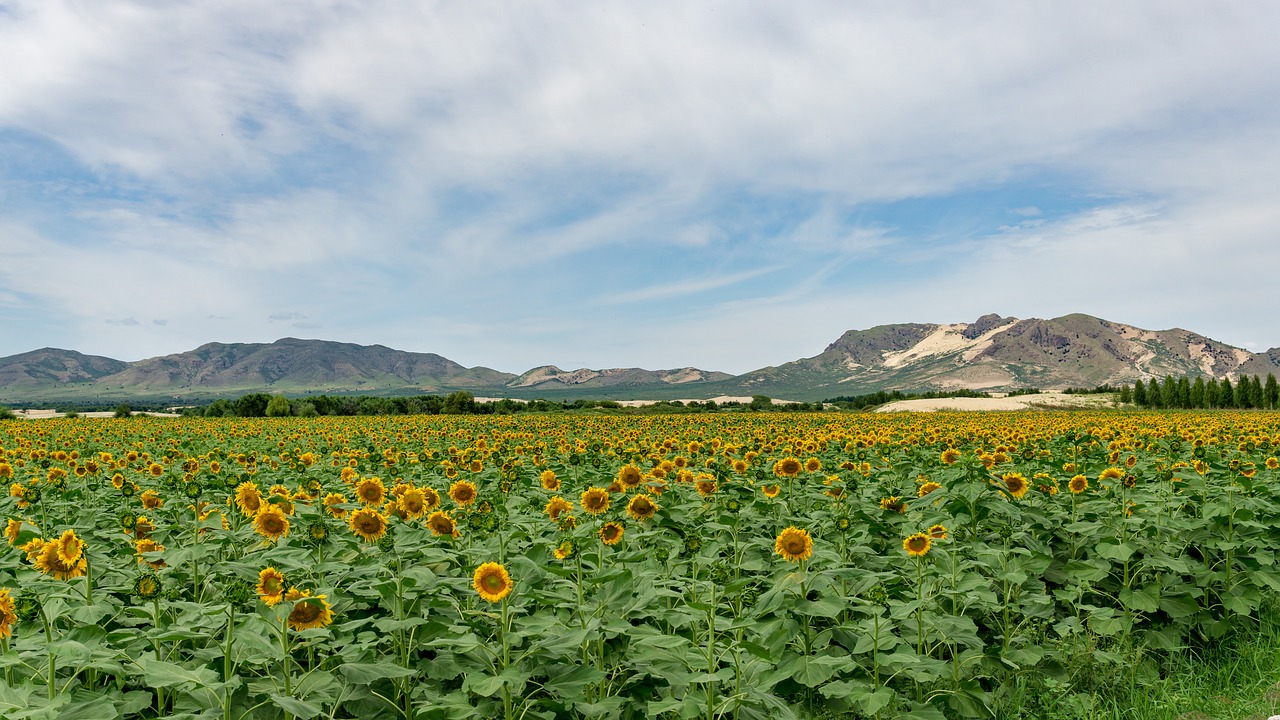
[1121,373,1280,409]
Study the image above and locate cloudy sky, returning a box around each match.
[2,2,1279,374]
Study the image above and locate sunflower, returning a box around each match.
[348,507,388,543]
[903,532,931,557]
[732,459,748,474]
[135,538,166,568]
[553,539,576,560]
[580,487,610,515]
[626,494,658,522]
[257,567,286,606]
[1099,467,1125,482]
[472,562,513,603]
[397,488,427,519]
[1267,457,1279,470]
[774,527,813,563]
[544,496,573,520]
[773,457,802,478]
[5,518,23,545]
[804,458,822,473]
[354,477,386,506]
[599,522,624,546]
[449,480,478,507]
[286,588,334,631]
[617,464,643,490]
[918,481,942,497]
[761,484,781,499]
[133,572,162,600]
[1068,475,1088,494]
[0,588,16,639]
[540,470,560,492]
[928,524,948,540]
[879,496,905,513]
[34,531,87,581]
[941,448,961,465]
[254,505,290,541]
[140,489,164,510]
[235,482,263,516]
[695,478,717,498]
[323,492,348,519]
[426,510,459,538]
[133,516,155,540]
[148,463,164,477]
[1000,473,1029,500]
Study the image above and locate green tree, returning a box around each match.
[1266,373,1279,410]
[235,393,272,418]
[1118,384,1132,404]
[1206,378,1220,408]
[113,404,132,418]
[0,405,15,421]
[1190,377,1206,408]
[748,395,774,411]
[265,394,292,417]
[1219,377,1235,408]
[1133,379,1148,406]
[441,391,477,415]
[1249,375,1264,408]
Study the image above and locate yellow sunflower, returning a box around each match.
[539,470,560,492]
[235,481,263,516]
[257,567,286,606]
[426,510,459,538]
[928,524,948,540]
[449,480,477,507]
[397,488,427,520]
[473,562,513,603]
[773,457,802,478]
[1000,472,1029,500]
[135,538,166,568]
[918,481,942,497]
[617,464,643,490]
[254,505,290,541]
[323,492,348,519]
[354,477,386,506]
[286,588,334,631]
[903,532,931,557]
[34,530,87,581]
[348,507,388,543]
[761,484,781,499]
[0,588,16,639]
[626,494,658,522]
[544,496,573,520]
[695,478,717,498]
[580,487,610,515]
[1099,467,1125,482]
[804,458,821,473]
[599,521,624,546]
[1068,475,1088,494]
[941,449,961,465]
[774,526,813,563]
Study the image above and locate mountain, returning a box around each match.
[724,313,1280,398]
[2,316,1279,402]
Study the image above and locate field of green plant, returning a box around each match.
[3,411,1280,719]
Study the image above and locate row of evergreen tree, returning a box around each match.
[1119,373,1280,409]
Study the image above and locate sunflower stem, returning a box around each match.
[223,603,235,720]
[42,606,55,701]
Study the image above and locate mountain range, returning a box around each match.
[3,313,1279,402]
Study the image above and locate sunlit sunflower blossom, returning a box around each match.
[695,478,717,498]
[903,532,932,557]
[774,526,813,563]
[941,449,961,465]
[1000,472,1029,500]
[761,484,781,499]
[1068,475,1089,494]
[544,496,573,520]
[617,464,643,491]
[285,588,334,631]
[539,470,560,492]
[773,457,802,478]
[626,494,659,522]
[426,510,460,539]
[235,482,263,516]
[599,522,624,546]
[354,477,386,506]
[449,480,478,507]
[257,567,286,606]
[323,493,348,519]
[135,538,166,569]
[5,518,24,545]
[0,588,16,639]
[348,507,388,543]
[553,539,576,560]
[397,488,428,520]
[580,487,610,515]
[1099,467,1125,482]
[35,529,87,581]
[472,562,513,603]
[1267,457,1279,471]
[879,496,905,513]
[140,489,164,510]
[804,457,822,473]
[928,524,948,540]
[918,481,942,497]
[254,505,290,541]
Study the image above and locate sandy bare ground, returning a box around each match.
[875,392,1116,413]
[12,409,180,419]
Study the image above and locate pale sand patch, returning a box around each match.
[12,408,180,419]
[614,396,799,407]
[875,392,1115,413]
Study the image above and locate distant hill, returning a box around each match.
[2,316,1279,402]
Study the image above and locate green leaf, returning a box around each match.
[1119,585,1159,613]
[135,657,221,689]
[464,672,506,697]
[269,694,323,719]
[1159,594,1199,619]
[1095,541,1136,562]
[338,662,420,684]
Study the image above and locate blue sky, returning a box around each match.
[3,2,1280,375]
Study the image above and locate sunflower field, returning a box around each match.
[3,411,1280,719]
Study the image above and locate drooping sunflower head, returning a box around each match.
[1068,475,1088,494]
[348,507,388,543]
[599,522,624,546]
[257,567,286,606]
[135,538,166,568]
[544,496,573,520]
[1099,467,1125,482]
[426,510,459,539]
[472,562,513,603]
[323,493,348,518]
[774,526,813,563]
[580,487,610,515]
[695,479,717,498]
[235,482,262,516]
[254,506,290,541]
[539,470,559,492]
[286,590,334,631]
[1001,473,1029,500]
[773,457,802,478]
[397,488,427,519]
[918,482,942,497]
[449,480,478,507]
[762,484,781,499]
[0,588,17,638]
[617,464,643,489]
[879,496,905,513]
[903,532,932,557]
[626,494,658,522]
[941,449,961,465]
[553,539,575,560]
[354,477,386,506]
[140,489,164,510]
[928,524,948,540]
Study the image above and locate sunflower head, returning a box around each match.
[617,464,643,489]
[257,567,286,606]
[599,522,624,546]
[903,532,932,557]
[426,510,459,539]
[286,590,334,631]
[449,480,478,507]
[544,496,573,520]
[1000,473,1029,500]
[1068,475,1088,494]
[928,524,948,540]
[473,562,513,603]
[580,487,610,515]
[354,477,387,506]
[941,449,961,465]
[626,494,658,522]
[254,506,290,541]
[348,507,388,543]
[773,458,802,478]
[774,526,813,563]
[761,484,781,499]
[539,470,559,491]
